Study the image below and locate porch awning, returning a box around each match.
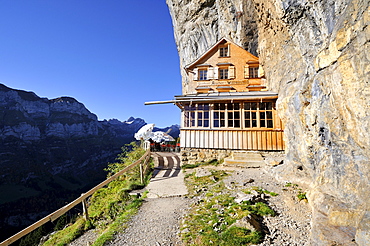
[144,91,278,105]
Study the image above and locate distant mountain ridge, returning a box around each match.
[0,83,179,240]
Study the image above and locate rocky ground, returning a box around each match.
[69,153,312,245]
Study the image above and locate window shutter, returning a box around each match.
[214,67,219,79]
[228,66,235,79]
[244,65,249,78]
[194,68,199,80]
[227,43,230,56]
[207,67,214,79]
[258,66,264,78]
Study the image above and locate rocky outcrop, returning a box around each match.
[0,84,180,241]
[166,0,369,244]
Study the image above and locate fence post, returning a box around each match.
[139,161,144,184]
[81,195,89,221]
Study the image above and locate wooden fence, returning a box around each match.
[0,149,151,246]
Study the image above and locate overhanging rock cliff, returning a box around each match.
[166,0,370,244]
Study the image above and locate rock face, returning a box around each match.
[166,0,369,244]
[0,83,180,241]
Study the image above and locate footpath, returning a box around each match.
[107,152,189,246]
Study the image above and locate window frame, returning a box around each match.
[219,46,229,57]
[249,67,259,78]
[219,68,228,80]
[198,69,208,80]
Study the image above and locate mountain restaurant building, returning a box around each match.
[146,38,285,163]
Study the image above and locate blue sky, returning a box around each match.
[0,0,181,127]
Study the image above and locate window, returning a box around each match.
[227,103,240,127]
[219,69,228,80]
[198,69,207,80]
[213,103,226,127]
[213,103,241,128]
[219,47,228,57]
[184,104,210,128]
[249,67,259,78]
[244,102,274,128]
[184,105,196,127]
[197,104,209,127]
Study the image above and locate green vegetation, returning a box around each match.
[297,191,307,202]
[182,169,275,245]
[284,182,308,202]
[40,142,153,246]
[244,186,279,197]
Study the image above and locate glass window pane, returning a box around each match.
[235,112,240,119]
[220,104,226,110]
[220,112,225,119]
[234,103,240,110]
[221,120,225,127]
[260,120,266,128]
[227,103,233,110]
[252,120,257,127]
[245,112,250,119]
[214,112,219,119]
[245,120,250,128]
[267,102,272,110]
[228,119,233,127]
[252,112,257,120]
[214,120,219,127]
[228,112,233,119]
[267,111,273,119]
[204,104,209,110]
[244,102,251,110]
[260,112,265,120]
[204,120,209,127]
[198,119,203,126]
[251,103,257,110]
[204,112,209,119]
[260,102,266,110]
[234,120,240,128]
[267,120,273,128]
[198,112,202,119]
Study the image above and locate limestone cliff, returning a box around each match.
[166,0,369,244]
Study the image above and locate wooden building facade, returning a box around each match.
[146,37,285,153]
[176,38,285,151]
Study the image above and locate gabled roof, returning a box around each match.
[185,37,259,71]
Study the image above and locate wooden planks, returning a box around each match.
[180,129,285,151]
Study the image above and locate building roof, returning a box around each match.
[144,91,278,105]
[184,37,258,71]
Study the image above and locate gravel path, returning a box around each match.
[108,197,189,246]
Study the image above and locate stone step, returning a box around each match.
[223,158,262,168]
[232,152,264,161]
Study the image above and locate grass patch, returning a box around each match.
[41,142,153,246]
[182,168,275,245]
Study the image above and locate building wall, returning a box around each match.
[187,41,261,94]
[180,147,232,165]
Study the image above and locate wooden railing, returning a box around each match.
[0,149,151,246]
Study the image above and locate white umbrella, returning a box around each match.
[150,131,175,143]
[134,123,155,140]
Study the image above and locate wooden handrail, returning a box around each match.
[0,149,151,246]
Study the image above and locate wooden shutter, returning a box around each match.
[207,67,214,79]
[214,67,219,79]
[194,68,199,81]
[244,65,249,78]
[228,66,235,79]
[258,66,264,78]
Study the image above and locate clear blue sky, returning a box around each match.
[0,0,181,127]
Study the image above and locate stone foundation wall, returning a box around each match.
[180,148,232,165]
